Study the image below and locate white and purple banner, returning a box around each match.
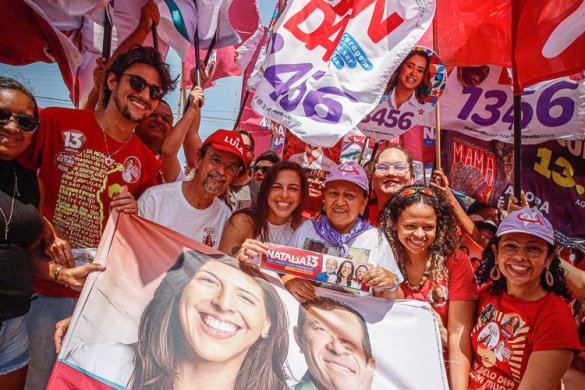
[251,0,436,147]
[439,66,585,144]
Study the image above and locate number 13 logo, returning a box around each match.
[62,130,86,150]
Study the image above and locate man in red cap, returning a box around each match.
[137,130,246,248]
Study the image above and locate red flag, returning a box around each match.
[435,0,585,89]
[0,0,80,94]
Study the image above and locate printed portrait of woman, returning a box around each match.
[427,285,448,308]
[500,314,522,338]
[336,260,355,287]
[351,265,370,292]
[67,251,290,390]
[384,49,431,110]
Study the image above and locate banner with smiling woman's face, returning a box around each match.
[46,213,448,390]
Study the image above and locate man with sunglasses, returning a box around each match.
[251,150,281,183]
[227,129,260,210]
[138,130,246,248]
[19,45,175,389]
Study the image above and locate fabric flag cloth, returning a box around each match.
[251,0,436,147]
[156,0,240,61]
[0,0,83,95]
[184,0,263,89]
[436,65,585,144]
[435,0,585,89]
[46,211,449,390]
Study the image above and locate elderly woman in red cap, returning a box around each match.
[283,161,403,302]
[470,208,580,390]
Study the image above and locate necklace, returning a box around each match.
[400,258,432,292]
[0,168,19,240]
[99,111,134,166]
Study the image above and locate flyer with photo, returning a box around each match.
[261,243,373,293]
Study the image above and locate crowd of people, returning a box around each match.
[1,4,584,390]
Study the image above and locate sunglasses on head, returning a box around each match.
[0,108,40,133]
[399,186,436,197]
[122,74,164,100]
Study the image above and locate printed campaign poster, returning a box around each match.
[358,46,447,141]
[439,65,585,143]
[283,130,342,217]
[251,0,436,147]
[262,243,373,294]
[442,130,585,251]
[47,213,449,390]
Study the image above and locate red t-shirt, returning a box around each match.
[469,285,580,390]
[21,108,158,297]
[400,250,479,328]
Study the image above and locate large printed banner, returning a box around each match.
[47,213,448,390]
[438,66,585,144]
[441,131,585,251]
[251,0,436,147]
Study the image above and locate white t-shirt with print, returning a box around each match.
[138,182,231,249]
[288,220,404,295]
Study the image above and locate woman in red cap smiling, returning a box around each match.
[283,161,403,302]
[469,208,580,390]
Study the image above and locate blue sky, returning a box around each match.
[0,1,276,165]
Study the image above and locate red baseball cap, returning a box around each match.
[202,130,246,168]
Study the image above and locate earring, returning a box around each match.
[545,269,554,287]
[490,266,501,281]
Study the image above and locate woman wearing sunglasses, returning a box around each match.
[219,161,308,264]
[380,185,478,390]
[368,145,415,226]
[0,77,43,390]
[469,209,579,390]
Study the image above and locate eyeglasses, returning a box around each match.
[253,166,270,174]
[0,108,40,133]
[500,242,547,258]
[122,74,164,100]
[208,154,242,176]
[399,186,436,197]
[375,162,410,174]
[149,110,172,124]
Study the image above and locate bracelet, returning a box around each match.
[53,266,65,282]
[386,273,400,292]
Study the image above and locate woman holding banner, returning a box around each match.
[469,209,580,390]
[219,161,308,264]
[284,161,403,302]
[380,186,478,390]
[66,252,290,390]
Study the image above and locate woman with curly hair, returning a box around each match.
[380,185,478,390]
[384,50,431,110]
[469,209,580,390]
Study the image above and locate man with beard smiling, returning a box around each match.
[293,297,376,390]
[138,130,246,248]
[19,45,175,389]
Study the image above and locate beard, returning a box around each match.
[113,85,148,124]
[203,170,227,194]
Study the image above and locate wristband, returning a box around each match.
[53,266,65,282]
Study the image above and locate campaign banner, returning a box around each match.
[441,130,585,251]
[47,212,448,390]
[439,66,585,144]
[251,0,436,147]
[358,46,447,141]
[262,243,373,293]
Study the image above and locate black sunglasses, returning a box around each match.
[122,74,164,100]
[253,166,270,174]
[0,108,40,133]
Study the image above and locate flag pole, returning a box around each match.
[432,8,441,171]
[511,0,522,204]
[152,25,159,52]
[101,10,113,62]
[232,90,250,130]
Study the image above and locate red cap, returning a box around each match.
[202,130,246,167]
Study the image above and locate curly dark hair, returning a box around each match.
[379,185,460,286]
[103,45,177,107]
[475,236,572,299]
[386,50,431,105]
[232,161,308,242]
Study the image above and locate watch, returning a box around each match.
[53,266,65,282]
